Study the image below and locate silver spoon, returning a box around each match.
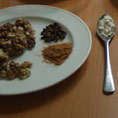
[97,14,115,93]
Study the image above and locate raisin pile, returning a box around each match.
[41,23,66,43]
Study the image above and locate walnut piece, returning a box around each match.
[0,48,9,63]
[0,70,7,78]
[20,61,32,69]
[19,68,31,79]
[7,69,17,80]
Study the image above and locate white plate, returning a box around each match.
[0,5,92,95]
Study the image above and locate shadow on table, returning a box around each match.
[18,0,90,13]
[110,0,118,9]
[19,0,67,5]
[0,60,88,114]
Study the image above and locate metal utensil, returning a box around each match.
[97,14,115,93]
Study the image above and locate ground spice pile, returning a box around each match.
[42,43,72,65]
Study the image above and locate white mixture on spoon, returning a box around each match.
[98,15,115,37]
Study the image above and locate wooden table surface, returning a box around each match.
[0,0,118,118]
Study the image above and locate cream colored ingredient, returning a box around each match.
[98,15,115,37]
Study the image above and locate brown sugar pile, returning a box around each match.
[42,43,73,65]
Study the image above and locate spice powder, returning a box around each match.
[42,43,73,65]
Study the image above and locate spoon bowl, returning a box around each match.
[97,14,115,42]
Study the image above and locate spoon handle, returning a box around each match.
[104,41,115,93]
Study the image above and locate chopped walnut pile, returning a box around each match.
[0,18,35,56]
[0,18,35,80]
[0,61,32,80]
